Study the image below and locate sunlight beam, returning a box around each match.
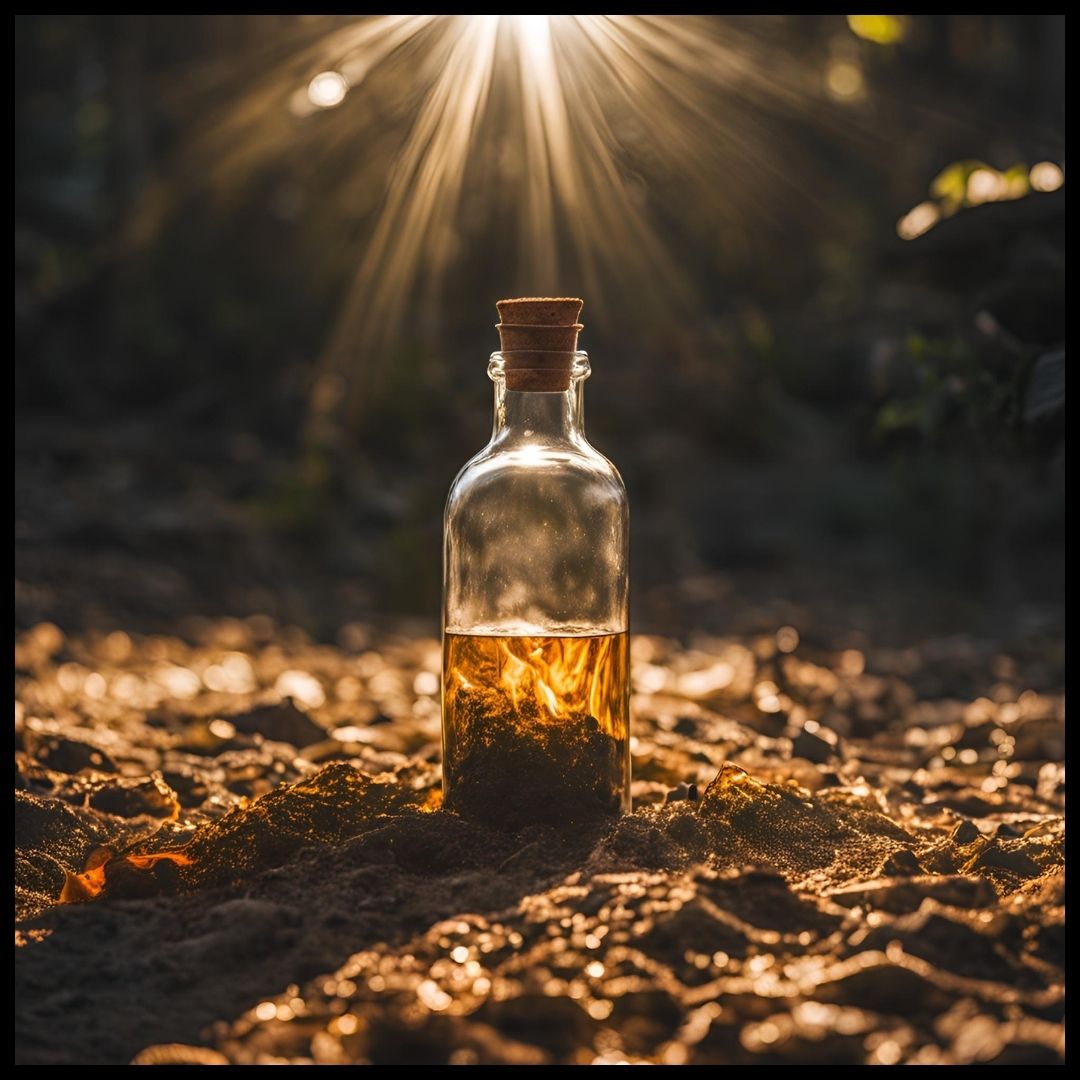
[141,15,883,428]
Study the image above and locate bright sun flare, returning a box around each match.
[297,13,798,420]
[153,15,864,424]
[507,14,555,56]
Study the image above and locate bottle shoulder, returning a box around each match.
[447,438,626,507]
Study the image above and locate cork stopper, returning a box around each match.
[496,324,582,352]
[497,297,583,326]
[496,297,583,392]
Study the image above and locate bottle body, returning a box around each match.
[442,351,629,826]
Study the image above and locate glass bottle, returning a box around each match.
[442,299,630,828]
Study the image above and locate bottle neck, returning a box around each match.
[492,379,587,444]
[488,352,590,447]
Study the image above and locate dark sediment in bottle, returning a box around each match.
[442,632,630,828]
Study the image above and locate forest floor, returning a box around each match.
[15,598,1064,1064]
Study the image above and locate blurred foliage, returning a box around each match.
[846,15,907,45]
[874,333,1011,447]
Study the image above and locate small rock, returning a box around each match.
[24,732,117,775]
[159,765,211,808]
[788,722,842,765]
[88,774,180,819]
[229,699,325,747]
[968,842,1042,877]
[882,848,922,876]
[950,820,981,845]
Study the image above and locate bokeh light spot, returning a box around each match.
[966,167,1006,205]
[896,200,940,240]
[826,60,865,101]
[1029,161,1064,192]
[307,71,348,109]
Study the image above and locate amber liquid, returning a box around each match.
[442,632,630,827]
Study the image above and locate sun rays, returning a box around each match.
[135,16,856,421]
